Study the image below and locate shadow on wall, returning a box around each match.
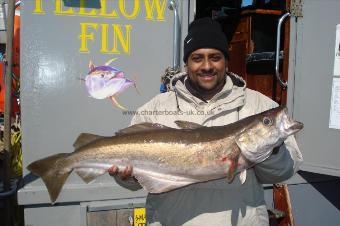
[298,171,340,211]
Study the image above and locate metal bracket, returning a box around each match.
[290,0,303,17]
[275,12,291,88]
[168,0,181,70]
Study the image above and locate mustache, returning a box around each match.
[197,70,216,76]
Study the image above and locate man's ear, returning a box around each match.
[184,64,188,72]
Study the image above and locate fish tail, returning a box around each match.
[27,153,71,204]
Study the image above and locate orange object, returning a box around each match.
[0,2,20,114]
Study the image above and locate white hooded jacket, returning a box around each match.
[116,72,303,226]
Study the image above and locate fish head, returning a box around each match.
[235,106,303,163]
[252,106,303,140]
[85,77,132,99]
[85,64,131,99]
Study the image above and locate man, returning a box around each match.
[109,17,302,226]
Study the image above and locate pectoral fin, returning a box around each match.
[75,168,107,184]
[133,170,199,193]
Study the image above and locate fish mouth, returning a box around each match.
[285,120,303,136]
[282,108,303,135]
[289,121,303,132]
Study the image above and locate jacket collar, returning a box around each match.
[170,72,246,111]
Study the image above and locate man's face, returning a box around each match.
[186,48,227,91]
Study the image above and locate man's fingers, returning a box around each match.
[121,166,133,180]
[126,165,132,173]
[108,166,118,175]
[108,165,133,180]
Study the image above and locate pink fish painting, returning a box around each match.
[85,59,137,110]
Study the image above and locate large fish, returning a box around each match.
[27,106,303,203]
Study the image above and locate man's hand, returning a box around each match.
[108,165,133,180]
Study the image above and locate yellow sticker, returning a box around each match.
[134,208,146,226]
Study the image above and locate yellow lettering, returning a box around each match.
[112,24,132,54]
[100,24,110,53]
[33,0,45,14]
[144,0,166,21]
[119,0,139,20]
[79,23,98,53]
[79,0,97,16]
[54,0,75,15]
[99,0,118,18]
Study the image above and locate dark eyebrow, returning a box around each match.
[191,53,204,57]
[209,52,223,57]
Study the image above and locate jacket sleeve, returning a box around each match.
[253,135,303,184]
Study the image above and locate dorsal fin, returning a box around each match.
[88,60,95,71]
[73,133,103,149]
[116,123,171,135]
[174,120,203,129]
[104,58,117,66]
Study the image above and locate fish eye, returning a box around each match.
[263,117,273,126]
[100,74,104,78]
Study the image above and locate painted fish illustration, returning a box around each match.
[27,106,303,203]
[85,59,137,110]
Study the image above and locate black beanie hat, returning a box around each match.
[183,17,229,63]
